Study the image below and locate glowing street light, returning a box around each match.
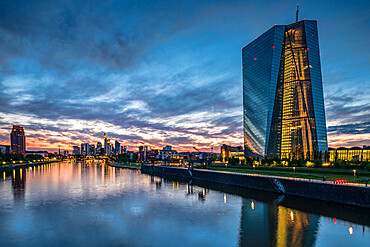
[353,169,356,177]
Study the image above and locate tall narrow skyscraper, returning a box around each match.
[104,133,107,154]
[10,125,26,155]
[242,20,328,159]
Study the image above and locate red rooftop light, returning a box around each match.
[319,53,321,55]
[254,58,257,61]
[272,46,275,49]
[307,48,309,51]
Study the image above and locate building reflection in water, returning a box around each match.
[238,198,319,247]
[12,168,26,202]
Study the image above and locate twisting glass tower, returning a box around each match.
[242,20,327,159]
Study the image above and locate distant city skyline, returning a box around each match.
[0,0,369,152]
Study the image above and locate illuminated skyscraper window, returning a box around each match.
[242,20,328,159]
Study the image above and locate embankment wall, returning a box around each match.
[141,164,370,208]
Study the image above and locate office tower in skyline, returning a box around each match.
[104,133,107,154]
[10,125,26,155]
[242,19,328,159]
[89,144,96,156]
[115,140,121,155]
[96,142,103,156]
[107,139,111,155]
[72,146,80,155]
[81,143,89,156]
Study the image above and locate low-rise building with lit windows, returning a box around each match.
[221,144,245,163]
[329,146,370,162]
[0,145,11,154]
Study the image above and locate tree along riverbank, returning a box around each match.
[0,160,61,172]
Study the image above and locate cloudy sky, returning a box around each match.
[0,0,369,152]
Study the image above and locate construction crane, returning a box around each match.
[192,146,212,168]
[193,146,213,153]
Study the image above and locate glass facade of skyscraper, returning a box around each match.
[242,20,328,159]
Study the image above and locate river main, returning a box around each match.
[0,161,369,246]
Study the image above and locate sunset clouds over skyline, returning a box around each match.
[0,0,369,152]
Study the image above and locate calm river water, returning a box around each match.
[0,161,369,247]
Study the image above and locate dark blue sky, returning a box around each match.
[0,0,369,151]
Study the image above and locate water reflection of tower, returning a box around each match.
[238,198,319,247]
[12,168,26,201]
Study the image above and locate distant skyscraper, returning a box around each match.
[115,140,120,155]
[81,143,89,156]
[107,139,111,155]
[10,125,26,155]
[138,146,149,161]
[89,144,96,156]
[96,142,102,155]
[72,146,80,155]
[242,19,328,159]
[104,133,107,154]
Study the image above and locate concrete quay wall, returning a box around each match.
[141,164,370,208]
[141,164,191,178]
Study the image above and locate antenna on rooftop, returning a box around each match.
[296,4,299,22]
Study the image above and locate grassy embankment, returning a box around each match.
[203,165,370,184]
[112,163,141,169]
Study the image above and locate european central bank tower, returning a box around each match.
[242,20,328,159]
